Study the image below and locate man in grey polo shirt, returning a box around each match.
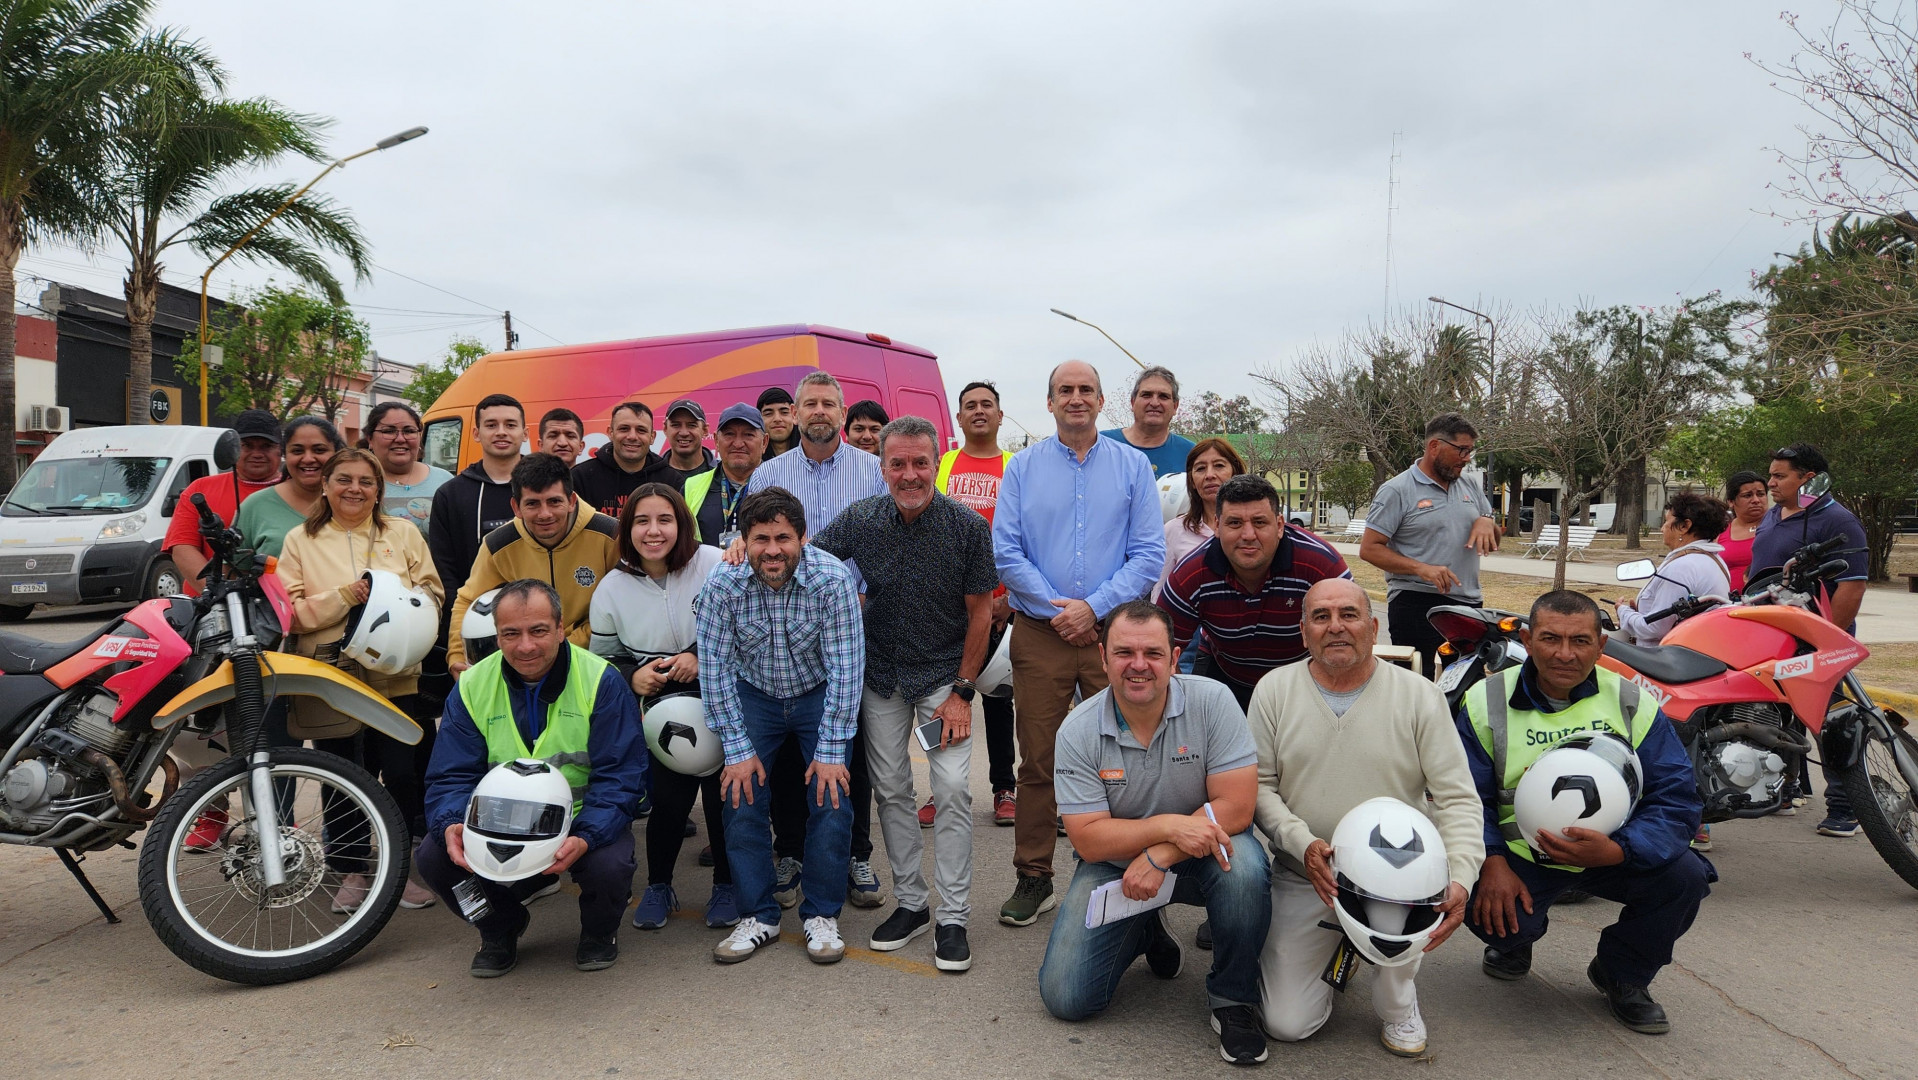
[1360,413,1499,677]
[1037,601,1272,1066]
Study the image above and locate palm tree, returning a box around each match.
[103,63,369,423]
[0,0,200,484]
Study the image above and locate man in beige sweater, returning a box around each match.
[1247,579,1484,1059]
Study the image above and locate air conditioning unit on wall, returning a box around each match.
[27,405,68,433]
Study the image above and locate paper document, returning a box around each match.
[1085,872,1177,928]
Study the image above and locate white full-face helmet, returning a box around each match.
[341,570,438,675]
[1513,731,1643,850]
[642,693,723,777]
[976,628,1014,698]
[1330,796,1452,967]
[1158,472,1189,523]
[461,588,503,665]
[463,759,575,882]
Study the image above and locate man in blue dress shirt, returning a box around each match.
[992,359,1165,926]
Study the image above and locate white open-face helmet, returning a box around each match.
[341,570,438,675]
[976,627,1014,698]
[1330,796,1451,967]
[463,759,574,882]
[1514,731,1643,850]
[643,693,723,777]
[1158,471,1189,523]
[462,588,502,665]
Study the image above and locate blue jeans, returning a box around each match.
[1039,832,1270,1018]
[721,680,852,924]
[1467,851,1713,987]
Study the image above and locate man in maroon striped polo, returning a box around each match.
[1157,474,1352,711]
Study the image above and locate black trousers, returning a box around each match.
[316,694,429,871]
[773,727,872,862]
[983,693,1016,794]
[1388,590,1475,680]
[647,753,731,887]
[417,826,636,940]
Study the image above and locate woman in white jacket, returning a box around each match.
[588,482,732,931]
[1616,492,1732,646]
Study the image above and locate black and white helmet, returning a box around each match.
[461,588,502,664]
[1513,730,1643,847]
[1329,796,1451,967]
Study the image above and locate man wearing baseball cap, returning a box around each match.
[663,398,716,483]
[164,408,284,596]
[758,388,798,460]
[685,404,767,548]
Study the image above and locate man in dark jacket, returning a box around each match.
[571,400,682,517]
[427,394,526,689]
[1457,590,1709,1036]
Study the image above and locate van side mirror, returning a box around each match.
[1616,559,1655,582]
[213,429,240,472]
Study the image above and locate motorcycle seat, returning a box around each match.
[0,619,123,676]
[1602,639,1728,685]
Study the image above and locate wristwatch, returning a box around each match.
[951,678,978,703]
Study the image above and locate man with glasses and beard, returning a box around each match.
[1359,414,1499,678]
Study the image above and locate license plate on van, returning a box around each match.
[10,582,47,594]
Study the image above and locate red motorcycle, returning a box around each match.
[0,432,424,982]
[1599,535,1918,889]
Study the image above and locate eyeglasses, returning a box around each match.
[373,426,422,438]
[1435,437,1476,458]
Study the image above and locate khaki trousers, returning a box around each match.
[1010,613,1108,877]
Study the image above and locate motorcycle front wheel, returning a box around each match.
[1842,716,1918,891]
[136,747,409,984]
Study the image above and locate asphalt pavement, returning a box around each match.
[1,605,1913,1079]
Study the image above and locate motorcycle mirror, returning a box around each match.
[1616,559,1656,582]
[212,429,240,472]
[1802,472,1832,499]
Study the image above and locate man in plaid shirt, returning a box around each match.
[696,486,866,965]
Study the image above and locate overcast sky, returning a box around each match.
[17,1,1826,430]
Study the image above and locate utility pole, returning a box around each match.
[503,310,518,351]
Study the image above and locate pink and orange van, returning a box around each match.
[419,324,952,472]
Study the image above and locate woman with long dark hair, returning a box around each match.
[588,482,733,930]
[360,401,452,535]
[234,416,344,557]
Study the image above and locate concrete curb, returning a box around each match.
[1864,684,1918,715]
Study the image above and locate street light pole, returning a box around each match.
[1428,295,1501,521]
[197,126,429,424]
[1050,308,1148,371]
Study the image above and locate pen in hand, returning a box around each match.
[1202,802,1230,871]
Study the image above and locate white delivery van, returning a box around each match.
[0,425,228,621]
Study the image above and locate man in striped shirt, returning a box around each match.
[696,487,866,965]
[1159,475,1352,711]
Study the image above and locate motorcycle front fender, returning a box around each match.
[150,653,422,746]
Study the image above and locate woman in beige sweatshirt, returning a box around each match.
[277,447,443,912]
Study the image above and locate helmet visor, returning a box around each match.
[467,796,568,840]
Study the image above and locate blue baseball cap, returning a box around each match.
[717,402,765,431]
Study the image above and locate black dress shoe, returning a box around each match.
[1195,918,1213,951]
[576,933,620,972]
[1588,958,1670,1034]
[698,843,715,867]
[1482,942,1532,980]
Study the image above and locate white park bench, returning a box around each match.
[1524,524,1598,561]
[1340,518,1367,541]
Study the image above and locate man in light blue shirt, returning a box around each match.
[992,359,1165,926]
[742,370,888,908]
[1099,365,1195,480]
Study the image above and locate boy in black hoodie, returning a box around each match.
[571,400,683,517]
[428,394,525,629]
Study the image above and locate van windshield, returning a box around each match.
[4,456,172,516]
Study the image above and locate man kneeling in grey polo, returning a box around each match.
[1037,601,1273,1066]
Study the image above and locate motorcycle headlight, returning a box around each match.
[97,512,146,540]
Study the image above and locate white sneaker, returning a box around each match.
[804,915,845,964]
[713,917,781,964]
[520,879,562,906]
[1381,1005,1427,1058]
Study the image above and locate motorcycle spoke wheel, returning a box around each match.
[138,747,410,984]
[1843,721,1918,891]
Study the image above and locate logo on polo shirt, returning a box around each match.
[1416,498,1434,509]
[1170,746,1200,764]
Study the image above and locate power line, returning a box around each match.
[369,261,501,315]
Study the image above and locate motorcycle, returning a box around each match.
[1600,534,1918,890]
[0,430,424,983]
[1428,604,1532,713]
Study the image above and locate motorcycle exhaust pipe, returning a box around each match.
[77,748,179,823]
[1699,722,1815,756]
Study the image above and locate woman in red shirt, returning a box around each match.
[1717,470,1768,594]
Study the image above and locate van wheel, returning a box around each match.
[145,557,183,599]
[0,605,33,623]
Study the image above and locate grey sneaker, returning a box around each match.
[772,857,803,908]
[847,859,884,908]
[998,873,1056,926]
[713,917,781,964]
